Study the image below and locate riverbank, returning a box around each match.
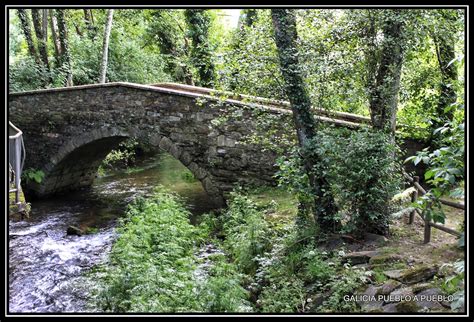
[8,153,216,313]
[87,184,464,313]
[8,153,465,314]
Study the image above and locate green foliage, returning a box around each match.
[276,126,402,236]
[100,138,139,171]
[317,128,402,236]
[302,249,334,283]
[217,190,371,313]
[405,103,464,225]
[318,266,371,312]
[22,168,45,184]
[251,225,367,313]
[217,10,285,99]
[185,9,215,87]
[275,148,311,204]
[439,260,464,311]
[10,9,170,91]
[94,189,249,312]
[95,190,199,312]
[9,58,46,92]
[180,169,196,183]
[259,275,306,312]
[197,253,251,312]
[221,192,273,275]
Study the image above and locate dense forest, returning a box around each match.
[8,8,465,315]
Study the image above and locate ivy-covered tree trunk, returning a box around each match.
[149,10,194,86]
[17,9,39,64]
[83,9,97,39]
[431,11,459,134]
[99,9,114,84]
[271,9,339,230]
[184,9,215,88]
[368,10,406,134]
[49,9,62,67]
[363,10,379,100]
[31,9,50,73]
[55,9,73,87]
[238,9,258,30]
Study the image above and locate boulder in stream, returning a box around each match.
[66,225,84,236]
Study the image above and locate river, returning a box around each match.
[8,152,217,313]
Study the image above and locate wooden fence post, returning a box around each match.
[423,208,431,244]
[409,176,419,224]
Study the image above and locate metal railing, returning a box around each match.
[9,122,25,206]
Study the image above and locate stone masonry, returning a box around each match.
[9,82,414,206]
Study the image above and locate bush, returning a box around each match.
[100,138,139,171]
[92,189,251,313]
[259,275,306,313]
[406,103,464,226]
[276,126,402,236]
[95,190,200,312]
[319,266,371,312]
[319,128,402,236]
[22,168,45,184]
[221,192,273,275]
[198,254,251,312]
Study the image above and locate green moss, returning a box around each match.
[369,254,402,265]
[84,227,100,234]
[9,188,30,217]
[373,270,389,284]
[412,282,434,293]
[397,265,438,284]
[181,170,197,183]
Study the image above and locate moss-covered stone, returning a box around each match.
[376,279,402,296]
[342,250,379,265]
[369,254,403,266]
[398,265,438,284]
[395,300,419,312]
[67,225,84,236]
[384,265,438,284]
[412,282,433,293]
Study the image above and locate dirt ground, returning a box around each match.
[385,206,465,266]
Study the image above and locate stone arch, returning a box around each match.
[30,127,224,206]
[147,133,224,206]
[30,127,133,197]
[43,127,132,174]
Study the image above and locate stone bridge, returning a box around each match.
[9,82,393,206]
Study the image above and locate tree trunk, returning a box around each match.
[42,9,48,43]
[271,9,338,230]
[49,9,62,65]
[238,9,258,30]
[185,9,215,87]
[368,10,405,134]
[83,9,92,26]
[364,10,379,99]
[31,9,50,72]
[432,13,459,132]
[55,9,73,86]
[83,9,97,39]
[16,9,39,64]
[435,40,457,123]
[99,9,114,84]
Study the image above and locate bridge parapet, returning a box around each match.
[9,82,420,205]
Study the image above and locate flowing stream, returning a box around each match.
[8,153,218,313]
